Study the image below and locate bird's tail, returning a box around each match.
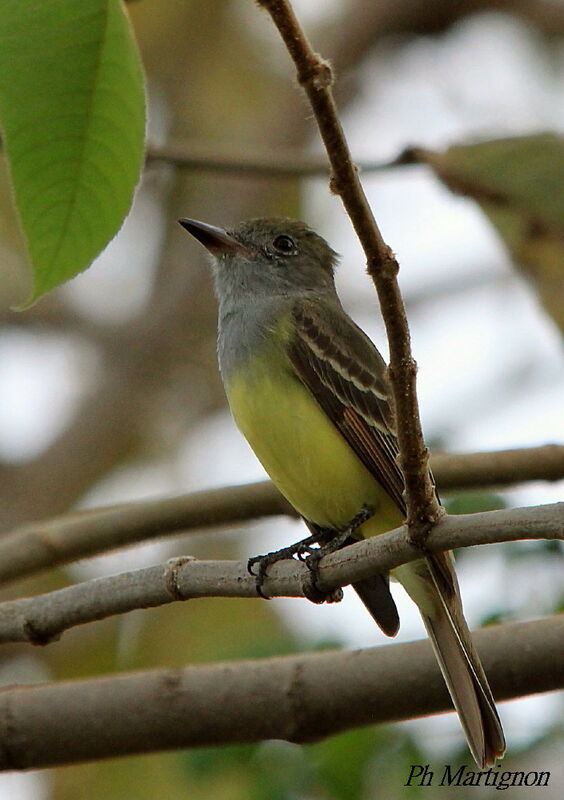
[353,571,400,637]
[393,552,506,769]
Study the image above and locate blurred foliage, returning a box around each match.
[178,727,433,800]
[443,491,507,516]
[502,538,563,561]
[422,134,564,333]
[442,489,506,564]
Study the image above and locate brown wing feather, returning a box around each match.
[288,299,406,515]
[288,299,405,636]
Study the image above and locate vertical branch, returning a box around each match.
[256,0,441,535]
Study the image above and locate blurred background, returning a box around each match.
[0,0,563,797]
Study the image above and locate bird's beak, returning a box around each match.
[178,218,250,256]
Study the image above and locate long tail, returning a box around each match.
[392,552,506,768]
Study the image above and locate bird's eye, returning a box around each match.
[273,234,296,255]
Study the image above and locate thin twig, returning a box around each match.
[0,445,562,588]
[0,503,561,645]
[0,617,561,771]
[257,0,439,537]
[147,141,416,177]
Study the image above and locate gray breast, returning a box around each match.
[216,298,286,380]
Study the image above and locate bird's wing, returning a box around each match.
[287,297,406,515]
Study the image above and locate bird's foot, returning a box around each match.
[310,503,375,544]
[305,503,375,574]
[248,504,374,603]
[248,534,319,599]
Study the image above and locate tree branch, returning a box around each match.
[0,617,561,771]
[434,444,564,491]
[0,503,560,645]
[0,481,296,587]
[0,445,562,588]
[257,0,439,537]
[147,141,415,177]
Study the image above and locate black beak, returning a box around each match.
[178,218,249,256]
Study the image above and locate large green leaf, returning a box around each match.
[0,0,145,304]
[418,134,564,333]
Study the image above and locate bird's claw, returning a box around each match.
[248,504,375,602]
[247,534,319,598]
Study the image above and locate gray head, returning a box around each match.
[178,217,339,303]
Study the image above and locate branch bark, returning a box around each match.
[433,444,564,491]
[0,445,562,587]
[0,617,561,771]
[258,0,439,537]
[0,481,297,587]
[0,503,560,645]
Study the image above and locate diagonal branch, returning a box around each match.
[0,617,561,771]
[0,481,296,587]
[257,0,439,537]
[0,503,560,645]
[0,445,562,588]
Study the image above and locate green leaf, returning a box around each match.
[308,727,381,800]
[419,134,564,333]
[0,0,146,304]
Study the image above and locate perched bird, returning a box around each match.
[179,216,505,768]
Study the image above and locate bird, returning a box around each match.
[178,215,506,768]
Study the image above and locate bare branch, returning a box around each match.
[0,617,561,771]
[0,445,562,588]
[147,141,414,177]
[257,0,439,537]
[0,482,296,587]
[434,444,564,490]
[0,503,560,645]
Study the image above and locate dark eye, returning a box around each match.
[273,234,296,255]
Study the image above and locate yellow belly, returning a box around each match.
[225,356,403,538]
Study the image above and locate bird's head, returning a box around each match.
[178,216,339,299]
